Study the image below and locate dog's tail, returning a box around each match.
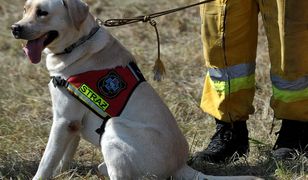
[173,164,263,180]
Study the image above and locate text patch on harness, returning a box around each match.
[79,83,110,111]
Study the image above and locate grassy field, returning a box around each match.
[0,0,307,179]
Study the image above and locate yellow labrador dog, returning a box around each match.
[12,0,262,179]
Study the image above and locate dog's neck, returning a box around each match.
[48,14,97,54]
[45,15,134,79]
[55,26,101,55]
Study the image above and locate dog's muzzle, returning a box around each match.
[11,24,23,39]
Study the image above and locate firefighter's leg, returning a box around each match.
[261,0,308,159]
[200,0,258,122]
[190,0,259,164]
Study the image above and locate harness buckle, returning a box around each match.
[51,76,68,88]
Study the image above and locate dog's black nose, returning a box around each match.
[11,24,22,38]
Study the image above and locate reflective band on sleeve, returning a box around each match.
[271,75,308,90]
[272,86,308,103]
[209,63,256,81]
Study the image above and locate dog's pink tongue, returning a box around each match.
[23,36,46,64]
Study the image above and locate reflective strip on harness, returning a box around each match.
[66,83,110,118]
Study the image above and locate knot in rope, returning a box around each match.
[142,15,151,22]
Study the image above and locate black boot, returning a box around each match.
[272,119,308,160]
[188,119,249,164]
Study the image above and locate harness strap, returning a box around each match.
[51,62,145,141]
[52,76,68,87]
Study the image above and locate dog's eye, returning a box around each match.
[36,9,48,17]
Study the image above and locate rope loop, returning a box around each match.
[149,19,157,27]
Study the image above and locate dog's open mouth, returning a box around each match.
[23,31,59,64]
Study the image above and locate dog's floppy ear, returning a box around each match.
[62,0,89,30]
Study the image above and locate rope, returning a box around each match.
[96,0,215,81]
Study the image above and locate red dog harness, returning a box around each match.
[51,62,145,135]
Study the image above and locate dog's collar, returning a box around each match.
[55,26,100,55]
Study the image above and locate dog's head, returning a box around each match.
[11,0,89,64]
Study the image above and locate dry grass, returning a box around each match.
[0,0,307,179]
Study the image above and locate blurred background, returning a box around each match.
[0,0,306,179]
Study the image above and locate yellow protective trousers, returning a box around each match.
[200,0,308,122]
